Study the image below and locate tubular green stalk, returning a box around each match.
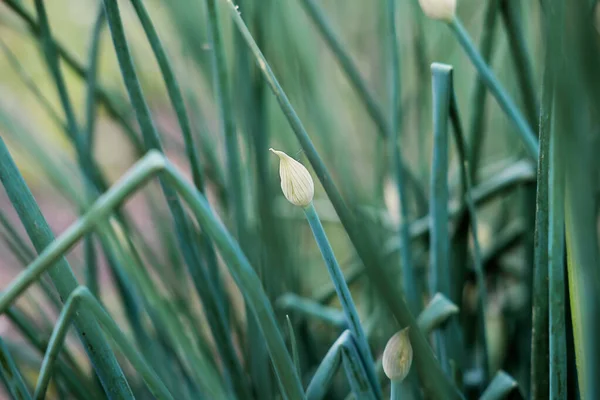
[304,203,381,397]
[0,151,305,400]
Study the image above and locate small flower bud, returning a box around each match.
[270,148,314,207]
[419,0,456,22]
[382,327,413,382]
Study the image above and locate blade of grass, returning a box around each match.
[225,4,463,398]
[530,55,552,400]
[0,136,133,399]
[0,151,305,400]
[547,97,566,399]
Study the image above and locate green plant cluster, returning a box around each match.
[0,0,598,399]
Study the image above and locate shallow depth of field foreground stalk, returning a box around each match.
[0,151,305,400]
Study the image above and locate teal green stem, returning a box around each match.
[0,336,32,400]
[304,203,381,398]
[530,62,552,400]
[449,18,539,160]
[34,286,173,400]
[429,75,452,374]
[0,151,305,400]
[306,330,376,400]
[388,0,419,315]
[0,137,133,399]
[390,380,407,400]
[548,100,566,398]
[226,3,462,398]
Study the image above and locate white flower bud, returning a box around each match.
[270,148,314,207]
[382,327,413,382]
[419,0,456,22]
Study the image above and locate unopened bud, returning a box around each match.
[382,327,413,382]
[419,0,456,22]
[270,148,314,207]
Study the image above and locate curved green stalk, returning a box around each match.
[0,151,305,400]
[306,330,375,400]
[0,137,133,399]
[448,18,538,160]
[388,0,420,315]
[304,203,381,397]
[34,286,173,400]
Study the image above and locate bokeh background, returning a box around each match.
[0,0,597,399]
